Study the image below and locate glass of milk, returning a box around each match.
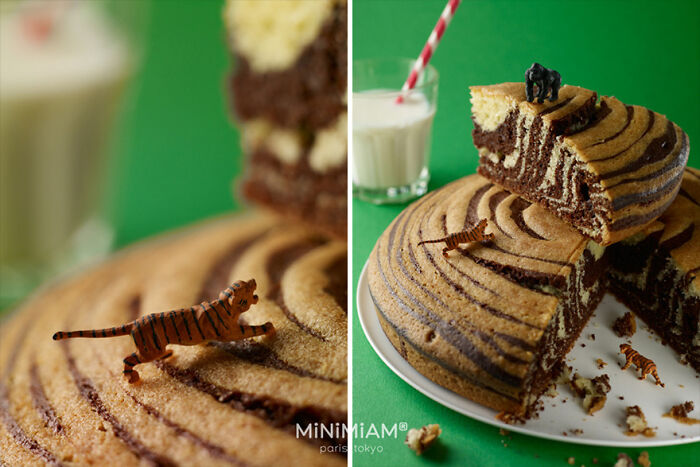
[353,58,438,204]
[0,0,143,308]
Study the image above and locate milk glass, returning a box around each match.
[0,0,144,308]
[352,58,438,204]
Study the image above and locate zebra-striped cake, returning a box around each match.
[225,0,347,239]
[608,167,700,371]
[471,83,690,246]
[367,174,608,417]
[0,213,347,466]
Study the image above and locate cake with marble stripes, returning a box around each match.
[0,213,347,465]
[608,167,700,371]
[225,0,347,239]
[470,83,690,246]
[368,174,608,416]
[368,169,700,417]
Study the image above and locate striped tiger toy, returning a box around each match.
[418,219,494,258]
[619,344,664,387]
[53,279,274,384]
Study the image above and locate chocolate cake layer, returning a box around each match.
[368,174,607,416]
[228,0,347,130]
[242,146,347,239]
[471,83,690,246]
[0,214,347,465]
[608,168,700,370]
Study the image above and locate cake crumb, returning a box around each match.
[545,383,559,397]
[663,401,700,425]
[592,458,598,464]
[496,411,524,425]
[614,453,633,467]
[580,343,586,348]
[405,424,441,455]
[596,358,607,369]
[624,406,656,437]
[570,373,611,415]
[555,362,573,384]
[588,333,595,340]
[637,451,651,467]
[569,428,583,436]
[499,428,509,436]
[613,312,636,337]
[567,457,575,465]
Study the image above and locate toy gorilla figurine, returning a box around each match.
[525,63,561,103]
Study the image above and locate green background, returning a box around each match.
[352,0,699,466]
[111,0,241,248]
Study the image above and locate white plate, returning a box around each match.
[357,260,700,447]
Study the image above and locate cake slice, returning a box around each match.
[470,83,689,246]
[608,167,700,370]
[368,173,608,417]
[225,0,347,238]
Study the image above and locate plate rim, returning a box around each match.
[356,259,699,447]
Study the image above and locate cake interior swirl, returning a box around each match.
[471,83,689,246]
[608,168,700,370]
[369,170,699,417]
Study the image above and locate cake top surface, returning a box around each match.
[470,82,596,126]
[0,213,347,466]
[369,173,597,357]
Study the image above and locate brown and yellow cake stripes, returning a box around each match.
[368,174,608,416]
[471,83,690,245]
[0,213,346,466]
[226,0,348,239]
[608,168,700,370]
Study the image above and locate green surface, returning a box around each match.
[352,0,699,465]
[110,0,240,249]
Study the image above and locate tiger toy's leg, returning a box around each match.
[647,367,664,387]
[442,248,450,258]
[123,347,171,384]
[621,355,633,371]
[123,351,145,384]
[246,322,276,338]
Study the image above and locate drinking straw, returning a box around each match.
[397,0,461,103]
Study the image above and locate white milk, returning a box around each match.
[352,91,435,189]
[0,1,131,304]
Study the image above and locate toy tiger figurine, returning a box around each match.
[619,344,664,387]
[53,279,274,383]
[418,219,494,258]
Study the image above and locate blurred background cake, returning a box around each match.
[225,0,348,238]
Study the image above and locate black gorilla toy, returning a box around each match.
[525,63,561,103]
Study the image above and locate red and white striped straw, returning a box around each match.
[396,0,461,103]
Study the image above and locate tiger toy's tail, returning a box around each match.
[53,324,134,341]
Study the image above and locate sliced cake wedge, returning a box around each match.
[470,83,689,246]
